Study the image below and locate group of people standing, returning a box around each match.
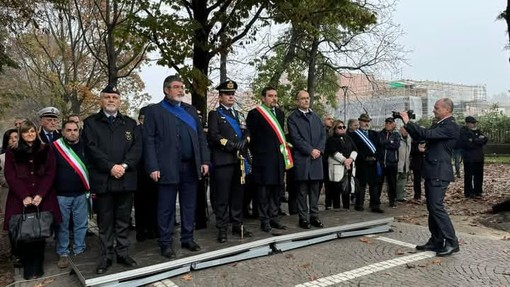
[1,74,483,279]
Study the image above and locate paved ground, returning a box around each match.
[3,207,510,287]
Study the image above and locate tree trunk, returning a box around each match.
[269,26,300,87]
[307,37,319,109]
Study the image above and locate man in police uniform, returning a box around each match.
[82,84,142,274]
[208,80,252,243]
[38,107,61,143]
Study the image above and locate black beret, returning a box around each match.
[385,117,395,123]
[358,113,371,122]
[216,80,238,93]
[101,84,120,95]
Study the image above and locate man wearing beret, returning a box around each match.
[208,80,252,243]
[143,75,210,259]
[459,116,488,198]
[82,84,142,274]
[348,113,382,212]
[376,117,401,208]
[38,107,61,144]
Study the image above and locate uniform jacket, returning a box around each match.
[325,134,358,182]
[39,129,61,144]
[397,135,412,173]
[377,129,401,167]
[287,109,326,181]
[53,139,88,196]
[82,111,142,193]
[207,106,249,167]
[143,100,210,184]
[3,143,62,230]
[459,126,487,163]
[348,129,379,167]
[404,116,460,182]
[246,107,285,185]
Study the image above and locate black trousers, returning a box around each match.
[242,175,258,217]
[96,192,134,259]
[412,169,423,199]
[463,161,484,197]
[19,240,45,279]
[213,164,244,230]
[356,163,380,208]
[425,179,457,247]
[330,181,351,209]
[286,169,298,214]
[195,177,209,229]
[257,184,281,227]
[296,180,320,221]
[377,165,398,206]
[134,176,158,237]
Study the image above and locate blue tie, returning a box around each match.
[108,116,115,124]
[47,133,53,142]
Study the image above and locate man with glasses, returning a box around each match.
[348,114,382,212]
[143,75,210,259]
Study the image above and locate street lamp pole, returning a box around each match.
[341,86,348,123]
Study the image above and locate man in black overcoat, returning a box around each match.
[246,86,289,233]
[82,85,142,274]
[459,116,488,198]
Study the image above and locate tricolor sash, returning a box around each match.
[53,138,90,190]
[255,105,294,170]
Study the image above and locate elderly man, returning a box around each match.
[38,107,61,143]
[287,90,326,229]
[348,114,381,212]
[83,84,142,274]
[376,117,401,208]
[401,98,460,257]
[144,75,210,259]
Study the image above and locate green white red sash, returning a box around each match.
[255,105,294,170]
[53,138,90,190]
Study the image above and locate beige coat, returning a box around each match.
[328,151,358,182]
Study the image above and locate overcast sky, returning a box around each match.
[139,1,510,103]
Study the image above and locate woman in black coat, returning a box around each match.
[325,120,358,209]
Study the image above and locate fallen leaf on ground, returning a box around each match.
[182,274,193,281]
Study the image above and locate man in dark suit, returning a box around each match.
[400,98,460,257]
[208,80,252,243]
[38,107,61,143]
[246,86,290,233]
[143,75,210,259]
[348,114,382,212]
[287,90,326,229]
[82,85,142,274]
[459,116,488,198]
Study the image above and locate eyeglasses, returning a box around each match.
[336,126,346,130]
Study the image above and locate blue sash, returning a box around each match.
[160,100,197,133]
[217,108,251,175]
[354,129,376,154]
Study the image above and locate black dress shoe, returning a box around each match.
[310,217,324,228]
[161,247,176,259]
[117,255,137,267]
[270,221,287,230]
[217,230,227,243]
[181,240,201,251]
[261,223,272,232]
[96,258,112,274]
[370,207,384,213]
[436,244,460,257]
[232,226,253,237]
[416,242,439,251]
[299,220,311,229]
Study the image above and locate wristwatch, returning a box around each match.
[121,163,128,170]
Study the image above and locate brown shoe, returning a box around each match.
[57,256,69,269]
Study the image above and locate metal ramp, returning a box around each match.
[71,217,393,287]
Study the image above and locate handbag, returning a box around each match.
[9,206,54,243]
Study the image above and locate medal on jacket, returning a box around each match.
[125,131,132,141]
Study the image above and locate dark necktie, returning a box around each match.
[47,133,53,142]
[271,108,276,115]
[108,115,115,124]
[227,108,235,118]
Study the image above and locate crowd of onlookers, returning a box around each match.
[0,77,488,279]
